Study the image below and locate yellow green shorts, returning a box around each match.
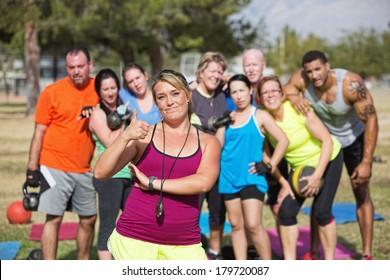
[108,229,207,260]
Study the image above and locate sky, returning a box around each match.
[237,0,390,43]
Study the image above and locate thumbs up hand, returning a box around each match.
[121,109,150,141]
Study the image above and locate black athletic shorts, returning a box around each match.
[223,185,265,202]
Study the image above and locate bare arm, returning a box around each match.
[270,167,294,215]
[284,70,312,115]
[302,109,334,197]
[89,108,124,148]
[27,123,47,170]
[214,126,226,147]
[262,144,295,215]
[345,74,379,183]
[93,109,150,180]
[258,110,289,168]
[130,133,221,195]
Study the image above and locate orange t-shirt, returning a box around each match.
[35,77,99,173]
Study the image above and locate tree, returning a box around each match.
[266,25,327,76]
[250,17,272,54]
[381,23,390,75]
[0,0,254,114]
[0,0,43,115]
[330,27,388,78]
[72,0,253,73]
[23,0,42,116]
[24,20,40,116]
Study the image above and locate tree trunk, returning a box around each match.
[24,21,40,117]
[121,50,135,66]
[149,45,163,76]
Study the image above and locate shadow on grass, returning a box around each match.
[0,102,27,107]
[202,233,283,260]
[0,102,27,117]
[60,245,99,260]
[337,235,359,260]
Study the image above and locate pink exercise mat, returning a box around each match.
[267,226,355,260]
[29,222,78,241]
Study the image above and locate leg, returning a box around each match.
[77,214,97,259]
[352,180,374,257]
[267,176,283,258]
[98,250,113,260]
[225,198,247,260]
[208,226,223,256]
[267,158,289,258]
[343,134,374,257]
[318,219,337,260]
[206,182,225,258]
[242,198,271,260]
[308,206,321,256]
[313,151,343,260]
[278,194,304,260]
[94,177,129,260]
[279,224,299,260]
[71,172,97,260]
[36,167,71,260]
[41,214,63,260]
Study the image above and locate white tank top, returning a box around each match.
[304,68,364,147]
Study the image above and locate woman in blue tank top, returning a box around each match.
[215,74,289,260]
[119,62,162,124]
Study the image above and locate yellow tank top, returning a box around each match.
[267,101,341,170]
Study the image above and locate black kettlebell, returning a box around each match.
[106,106,133,130]
[107,111,123,130]
[27,249,42,260]
[22,183,39,211]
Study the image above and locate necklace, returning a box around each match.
[156,121,191,218]
[198,87,214,107]
[206,96,214,107]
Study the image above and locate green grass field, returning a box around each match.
[0,87,389,260]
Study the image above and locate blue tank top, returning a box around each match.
[119,88,162,124]
[304,69,364,147]
[219,106,268,194]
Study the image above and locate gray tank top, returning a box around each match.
[304,68,364,148]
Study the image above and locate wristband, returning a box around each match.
[148,176,157,191]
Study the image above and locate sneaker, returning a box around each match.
[206,249,223,260]
[361,255,373,260]
[302,251,321,260]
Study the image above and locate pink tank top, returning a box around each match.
[116,125,202,245]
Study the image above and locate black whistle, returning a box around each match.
[156,199,164,218]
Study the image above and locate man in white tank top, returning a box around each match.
[284,50,378,260]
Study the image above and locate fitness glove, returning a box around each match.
[253,162,272,175]
[25,169,40,188]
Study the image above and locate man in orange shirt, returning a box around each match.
[24,46,99,260]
